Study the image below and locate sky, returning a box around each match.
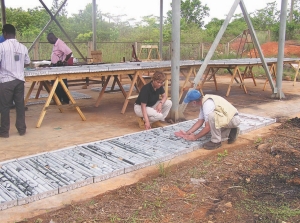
[5,0,283,24]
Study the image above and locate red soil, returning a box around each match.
[231,39,300,57]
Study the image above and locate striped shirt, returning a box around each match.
[0,39,31,83]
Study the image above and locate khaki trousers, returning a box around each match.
[208,112,240,143]
[134,100,172,123]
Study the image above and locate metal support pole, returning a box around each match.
[170,0,180,122]
[290,0,294,22]
[39,0,86,61]
[273,0,288,99]
[28,0,68,52]
[239,0,276,92]
[193,0,240,86]
[92,0,97,51]
[159,0,163,59]
[0,0,6,25]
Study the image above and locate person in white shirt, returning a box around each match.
[0,24,31,138]
[175,90,240,150]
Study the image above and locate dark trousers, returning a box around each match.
[0,79,26,136]
[51,79,69,103]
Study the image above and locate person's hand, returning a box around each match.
[174,130,188,138]
[155,103,162,113]
[183,133,196,141]
[145,121,151,130]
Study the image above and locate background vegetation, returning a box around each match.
[2,0,300,62]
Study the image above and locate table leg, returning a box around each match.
[293,61,300,86]
[24,81,36,105]
[59,77,86,121]
[36,78,60,128]
[95,75,111,107]
[121,71,142,114]
[113,75,127,98]
[226,66,247,96]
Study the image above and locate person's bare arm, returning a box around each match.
[175,119,204,138]
[63,52,72,64]
[183,121,210,141]
[155,93,167,113]
[141,103,151,130]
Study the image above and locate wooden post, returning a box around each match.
[87,41,93,63]
[33,41,39,61]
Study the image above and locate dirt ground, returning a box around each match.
[1,74,300,223]
[231,40,300,57]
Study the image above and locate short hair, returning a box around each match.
[152,71,166,82]
[2,24,16,35]
[47,32,55,38]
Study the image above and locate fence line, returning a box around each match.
[22,40,269,63]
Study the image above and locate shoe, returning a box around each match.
[137,117,145,129]
[228,127,240,144]
[0,134,9,138]
[203,141,221,150]
[19,131,26,136]
[61,101,69,105]
[151,121,165,128]
[24,106,28,111]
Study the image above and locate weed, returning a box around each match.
[189,167,207,178]
[217,150,228,161]
[157,161,171,177]
[109,214,121,222]
[254,137,263,144]
[240,199,300,221]
[203,160,211,167]
[126,210,140,223]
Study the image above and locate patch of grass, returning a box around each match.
[188,167,207,178]
[217,150,228,161]
[157,161,171,178]
[126,210,140,223]
[109,214,121,222]
[240,199,300,221]
[143,180,158,191]
[254,137,263,144]
[203,160,211,167]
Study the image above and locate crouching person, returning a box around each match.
[175,90,240,150]
[134,71,172,130]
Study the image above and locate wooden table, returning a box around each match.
[25,58,299,127]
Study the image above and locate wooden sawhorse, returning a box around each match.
[24,77,86,128]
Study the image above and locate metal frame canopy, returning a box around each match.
[191,0,288,100]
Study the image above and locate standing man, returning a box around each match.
[47,32,72,104]
[134,71,172,130]
[175,90,240,150]
[0,24,31,138]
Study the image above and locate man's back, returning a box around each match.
[0,39,30,83]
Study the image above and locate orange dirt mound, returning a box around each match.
[251,41,300,57]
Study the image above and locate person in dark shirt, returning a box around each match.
[134,71,172,130]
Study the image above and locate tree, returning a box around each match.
[166,0,209,28]
[51,0,68,17]
[250,1,280,31]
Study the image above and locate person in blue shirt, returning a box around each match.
[0,35,5,43]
